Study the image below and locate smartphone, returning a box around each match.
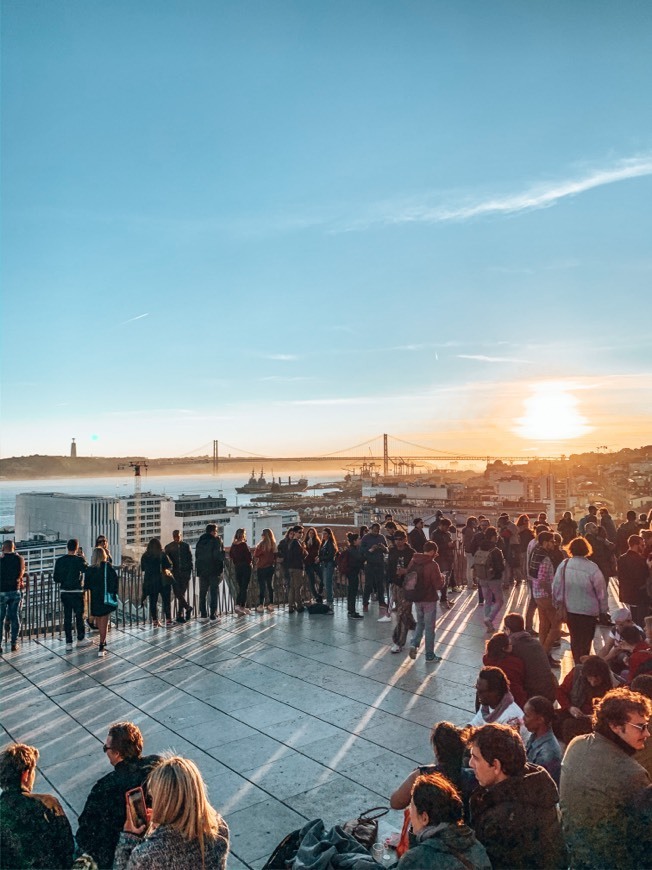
[126,787,147,828]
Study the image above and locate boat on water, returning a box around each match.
[236,468,308,494]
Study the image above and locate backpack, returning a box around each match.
[336,549,350,575]
[473,548,494,582]
[403,564,427,602]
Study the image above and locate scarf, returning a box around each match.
[480,690,516,723]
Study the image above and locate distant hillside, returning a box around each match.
[0,455,213,479]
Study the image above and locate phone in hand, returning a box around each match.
[126,787,148,828]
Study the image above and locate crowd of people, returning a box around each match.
[1,505,652,868]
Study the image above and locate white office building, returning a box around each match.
[15,493,121,564]
[119,492,176,559]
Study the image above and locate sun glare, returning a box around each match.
[514,382,591,441]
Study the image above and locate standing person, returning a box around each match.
[303,527,323,601]
[468,723,567,870]
[286,525,307,614]
[598,507,617,543]
[229,529,252,616]
[360,523,389,616]
[342,532,364,619]
[0,742,74,869]
[431,518,457,605]
[586,523,617,583]
[557,511,578,546]
[77,722,161,869]
[194,523,225,621]
[408,518,427,553]
[617,534,649,626]
[515,514,534,583]
[553,537,609,663]
[275,528,293,604]
[461,517,478,590]
[387,531,415,653]
[53,538,91,651]
[616,510,641,555]
[522,696,562,787]
[529,531,562,665]
[113,755,229,870]
[318,527,338,611]
[472,527,506,633]
[0,540,25,653]
[164,530,193,623]
[578,504,599,536]
[407,542,445,663]
[140,538,174,628]
[253,528,276,613]
[84,546,119,657]
[560,688,652,870]
[524,524,548,635]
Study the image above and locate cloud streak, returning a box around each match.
[121,312,150,325]
[341,155,652,230]
[458,354,531,364]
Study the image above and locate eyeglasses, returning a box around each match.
[103,743,112,753]
[625,721,651,734]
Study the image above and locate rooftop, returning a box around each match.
[1,587,581,869]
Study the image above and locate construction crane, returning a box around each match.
[118,461,148,554]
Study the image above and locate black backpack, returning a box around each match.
[262,828,302,869]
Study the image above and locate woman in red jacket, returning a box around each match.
[482,632,527,709]
[555,655,614,743]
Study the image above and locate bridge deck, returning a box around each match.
[1,587,581,869]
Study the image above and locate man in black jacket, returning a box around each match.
[194,523,225,620]
[0,540,25,652]
[617,535,650,625]
[0,742,74,869]
[54,538,90,651]
[76,722,160,869]
[503,612,558,701]
[468,723,566,869]
[165,529,194,622]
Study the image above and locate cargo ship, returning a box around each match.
[236,469,308,494]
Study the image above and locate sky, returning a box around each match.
[2,0,651,460]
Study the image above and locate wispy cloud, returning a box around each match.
[264,353,299,361]
[121,312,150,325]
[458,354,531,364]
[260,375,311,382]
[340,155,652,230]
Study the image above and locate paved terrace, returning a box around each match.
[1,588,572,870]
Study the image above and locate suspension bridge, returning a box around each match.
[172,434,563,474]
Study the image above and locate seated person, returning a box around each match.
[391,722,477,818]
[469,666,527,741]
[618,623,652,682]
[523,695,562,786]
[0,742,74,869]
[482,632,527,709]
[630,674,652,777]
[597,607,644,675]
[503,612,558,701]
[397,772,491,870]
[555,655,615,744]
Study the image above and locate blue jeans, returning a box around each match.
[481,580,504,624]
[320,562,335,605]
[1,591,23,644]
[410,601,437,657]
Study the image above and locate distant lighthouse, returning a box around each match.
[70,438,77,458]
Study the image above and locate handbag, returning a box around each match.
[555,560,568,621]
[342,806,389,849]
[103,564,118,609]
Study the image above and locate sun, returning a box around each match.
[514,382,591,441]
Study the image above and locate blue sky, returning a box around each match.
[2,0,651,458]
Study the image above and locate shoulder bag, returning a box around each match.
[342,806,389,849]
[103,563,118,609]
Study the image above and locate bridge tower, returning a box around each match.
[383,433,389,477]
[213,440,219,475]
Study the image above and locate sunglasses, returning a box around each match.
[625,721,650,734]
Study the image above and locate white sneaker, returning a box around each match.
[484,618,495,632]
[256,605,264,613]
[267,604,275,612]
[243,607,253,615]
[390,643,402,653]
[77,637,92,647]
[377,615,392,623]
[65,643,73,652]
[234,606,244,616]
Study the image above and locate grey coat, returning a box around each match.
[113,822,229,870]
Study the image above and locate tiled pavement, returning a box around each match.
[1,586,575,869]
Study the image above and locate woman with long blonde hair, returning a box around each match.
[114,755,229,869]
[253,528,277,613]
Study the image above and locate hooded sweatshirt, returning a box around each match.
[398,822,491,870]
[470,763,567,869]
